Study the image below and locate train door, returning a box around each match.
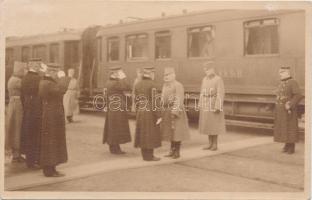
[64,41,80,77]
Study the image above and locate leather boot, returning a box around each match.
[287,143,295,154]
[172,142,181,159]
[210,135,218,151]
[165,142,175,157]
[203,135,213,150]
[282,143,289,153]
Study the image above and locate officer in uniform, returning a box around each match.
[20,58,43,168]
[198,63,226,151]
[274,66,303,154]
[38,63,68,177]
[160,67,190,159]
[7,62,25,162]
[103,66,132,154]
[134,67,162,161]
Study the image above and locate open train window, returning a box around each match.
[5,48,14,66]
[107,37,119,62]
[49,43,60,63]
[22,46,31,62]
[33,45,47,62]
[244,18,279,55]
[155,31,171,59]
[188,26,214,58]
[126,33,148,60]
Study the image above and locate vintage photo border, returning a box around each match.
[0,0,311,199]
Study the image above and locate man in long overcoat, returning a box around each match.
[38,63,68,177]
[199,64,226,151]
[160,67,190,159]
[103,66,131,154]
[20,58,42,168]
[7,62,25,162]
[134,67,162,161]
[274,66,303,154]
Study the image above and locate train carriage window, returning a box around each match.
[5,48,14,66]
[107,37,119,62]
[155,31,171,59]
[126,33,148,60]
[188,26,214,58]
[33,45,47,62]
[244,18,279,55]
[22,46,31,62]
[49,43,60,63]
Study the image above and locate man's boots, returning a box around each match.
[210,135,218,151]
[172,142,181,159]
[287,143,295,154]
[165,142,175,157]
[283,143,289,153]
[203,135,213,150]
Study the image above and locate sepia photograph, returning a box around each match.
[0,0,311,199]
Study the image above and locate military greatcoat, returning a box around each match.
[38,76,68,167]
[274,77,303,143]
[134,77,161,149]
[160,80,190,142]
[103,78,132,145]
[20,71,42,163]
[198,75,226,135]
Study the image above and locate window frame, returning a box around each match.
[187,25,215,59]
[107,36,120,63]
[21,46,31,62]
[32,44,47,62]
[49,43,60,64]
[155,30,171,60]
[243,18,280,57]
[125,33,149,61]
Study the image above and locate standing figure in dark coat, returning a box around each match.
[103,66,132,154]
[38,63,68,177]
[21,58,43,168]
[274,66,303,154]
[134,67,162,161]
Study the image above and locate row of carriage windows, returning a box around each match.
[5,41,79,67]
[102,18,279,62]
[5,18,279,66]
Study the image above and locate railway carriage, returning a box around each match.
[4,9,305,130]
[5,29,82,81]
[89,9,305,129]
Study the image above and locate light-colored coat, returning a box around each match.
[63,78,79,117]
[7,75,23,156]
[160,80,190,142]
[199,75,226,135]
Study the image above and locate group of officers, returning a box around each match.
[6,58,79,177]
[6,57,303,178]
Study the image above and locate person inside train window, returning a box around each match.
[244,18,279,55]
[188,26,214,58]
[155,31,171,59]
[107,37,119,62]
[126,33,148,60]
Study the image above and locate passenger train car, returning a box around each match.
[5,9,305,130]
[93,9,305,129]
